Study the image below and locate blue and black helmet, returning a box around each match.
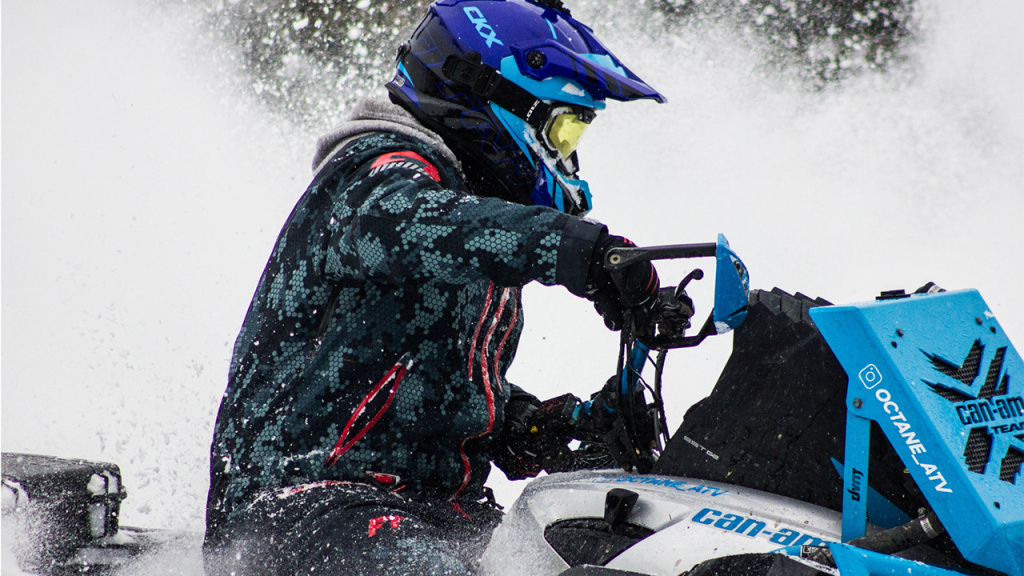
[386,0,666,216]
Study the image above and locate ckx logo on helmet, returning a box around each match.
[464,6,503,48]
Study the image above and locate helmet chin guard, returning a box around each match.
[386,0,665,215]
[491,100,593,215]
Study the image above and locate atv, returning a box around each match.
[477,235,1023,576]
[4,236,1022,576]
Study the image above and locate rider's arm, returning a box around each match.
[324,165,605,292]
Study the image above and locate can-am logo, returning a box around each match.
[691,508,827,547]
[924,341,1024,484]
[463,7,504,48]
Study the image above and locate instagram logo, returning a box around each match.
[858,364,883,390]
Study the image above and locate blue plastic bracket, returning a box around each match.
[811,290,1024,576]
[841,412,872,542]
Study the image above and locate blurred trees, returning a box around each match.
[202,0,430,127]
[196,0,915,128]
[655,0,915,86]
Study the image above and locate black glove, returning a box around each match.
[574,376,660,472]
[586,232,660,330]
[650,287,695,341]
[574,377,621,441]
[491,394,581,480]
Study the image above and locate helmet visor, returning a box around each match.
[544,107,596,161]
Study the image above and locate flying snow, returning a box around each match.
[2,0,1021,573]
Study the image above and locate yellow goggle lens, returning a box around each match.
[546,113,591,159]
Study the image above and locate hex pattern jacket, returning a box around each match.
[206,99,605,534]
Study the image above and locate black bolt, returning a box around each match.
[853,398,863,409]
[991,326,997,334]
[526,50,547,69]
[976,317,984,325]
[896,328,904,337]
[891,341,898,348]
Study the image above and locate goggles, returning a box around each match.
[542,106,596,162]
[439,52,596,171]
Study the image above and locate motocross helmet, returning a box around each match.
[386,0,666,216]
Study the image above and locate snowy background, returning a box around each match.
[2,0,1022,572]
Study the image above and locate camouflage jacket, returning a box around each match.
[207,99,604,531]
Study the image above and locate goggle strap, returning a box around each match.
[441,53,552,132]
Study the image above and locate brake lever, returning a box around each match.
[676,269,704,299]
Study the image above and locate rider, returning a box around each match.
[203,0,666,574]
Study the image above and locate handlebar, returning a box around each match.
[604,243,717,272]
[603,236,749,350]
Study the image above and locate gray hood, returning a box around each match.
[312,98,460,176]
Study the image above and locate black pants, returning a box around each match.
[203,482,503,576]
